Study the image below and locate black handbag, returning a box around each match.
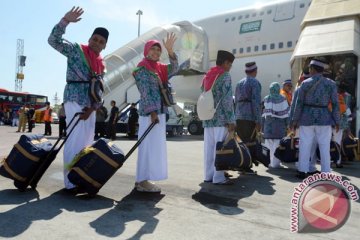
[89,74,105,106]
[215,133,252,171]
[274,134,299,163]
[158,79,176,106]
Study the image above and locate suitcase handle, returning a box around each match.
[29,112,83,188]
[124,122,157,160]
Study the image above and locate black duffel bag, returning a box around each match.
[274,134,299,163]
[316,140,341,162]
[341,132,359,161]
[215,133,252,171]
[245,131,270,168]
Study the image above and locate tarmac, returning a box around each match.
[0,123,359,240]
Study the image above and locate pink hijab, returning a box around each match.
[80,44,105,74]
[202,66,225,91]
[137,40,168,83]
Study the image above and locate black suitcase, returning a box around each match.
[0,112,81,191]
[67,122,157,195]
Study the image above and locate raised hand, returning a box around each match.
[162,32,177,58]
[63,6,84,23]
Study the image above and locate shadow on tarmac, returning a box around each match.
[90,189,164,239]
[192,174,275,215]
[265,166,301,183]
[0,189,114,238]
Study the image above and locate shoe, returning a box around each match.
[241,168,257,175]
[214,179,234,185]
[296,171,307,179]
[336,163,344,168]
[308,170,321,175]
[16,131,20,132]
[224,172,233,178]
[63,187,86,195]
[203,180,212,183]
[136,181,161,193]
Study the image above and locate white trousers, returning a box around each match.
[298,125,332,173]
[136,114,167,182]
[309,141,318,172]
[63,102,96,189]
[204,127,227,184]
[332,128,343,164]
[264,139,281,168]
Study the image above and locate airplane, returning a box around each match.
[103,0,360,135]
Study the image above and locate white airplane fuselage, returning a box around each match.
[171,0,312,103]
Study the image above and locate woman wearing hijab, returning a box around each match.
[132,34,178,192]
[262,82,290,168]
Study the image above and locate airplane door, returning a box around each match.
[273,0,296,22]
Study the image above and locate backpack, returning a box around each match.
[197,75,226,120]
[197,90,216,120]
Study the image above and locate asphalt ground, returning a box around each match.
[0,123,359,240]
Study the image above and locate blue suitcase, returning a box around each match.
[0,113,81,191]
[0,134,53,190]
[67,122,156,195]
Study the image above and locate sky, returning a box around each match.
[0,0,279,105]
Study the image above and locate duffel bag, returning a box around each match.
[215,133,252,171]
[341,132,359,161]
[246,141,270,167]
[67,138,125,195]
[274,134,299,163]
[316,140,340,162]
[0,134,52,185]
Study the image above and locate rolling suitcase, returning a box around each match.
[67,122,157,195]
[0,112,82,191]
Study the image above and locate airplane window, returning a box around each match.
[267,10,272,14]
[231,17,236,21]
[239,48,244,53]
[270,43,275,50]
[245,14,250,18]
[246,47,251,53]
[225,18,229,23]
[260,12,264,16]
[278,42,284,49]
[300,3,305,8]
[232,49,237,54]
[254,46,259,52]
[238,16,242,20]
[252,13,256,17]
[287,41,292,47]
[262,44,267,51]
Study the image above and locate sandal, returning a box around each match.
[136,181,161,193]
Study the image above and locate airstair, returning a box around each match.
[103,21,209,111]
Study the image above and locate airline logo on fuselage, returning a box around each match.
[240,20,262,34]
